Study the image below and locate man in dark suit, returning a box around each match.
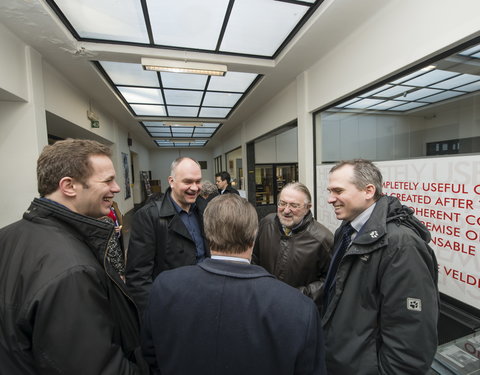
[141,194,326,375]
[215,171,240,195]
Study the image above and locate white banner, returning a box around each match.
[317,155,480,310]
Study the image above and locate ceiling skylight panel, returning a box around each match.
[203,92,241,107]
[99,62,159,86]
[220,0,308,56]
[456,81,480,92]
[160,72,208,90]
[167,106,199,117]
[118,87,163,104]
[387,102,428,111]
[131,104,166,116]
[430,74,480,90]
[372,85,413,99]
[193,128,216,135]
[54,0,148,43]
[164,90,203,106]
[368,100,407,110]
[459,45,480,57]
[391,67,433,85]
[419,90,465,103]
[402,70,459,87]
[402,88,442,101]
[149,131,172,137]
[147,0,229,50]
[359,84,392,98]
[208,72,258,92]
[344,98,384,109]
[334,97,363,108]
[199,107,230,118]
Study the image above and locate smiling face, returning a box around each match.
[74,154,120,218]
[169,158,202,211]
[277,187,311,228]
[327,164,375,222]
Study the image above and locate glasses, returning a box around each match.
[277,201,305,210]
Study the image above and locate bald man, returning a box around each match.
[126,157,209,313]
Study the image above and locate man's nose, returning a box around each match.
[112,181,121,193]
[327,194,336,204]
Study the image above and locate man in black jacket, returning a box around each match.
[323,159,439,375]
[0,139,148,374]
[215,171,240,195]
[126,157,208,313]
[142,194,327,375]
[253,182,332,308]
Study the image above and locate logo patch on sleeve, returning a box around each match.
[407,298,422,311]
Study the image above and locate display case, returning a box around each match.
[431,332,480,374]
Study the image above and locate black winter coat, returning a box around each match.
[125,188,208,313]
[0,198,148,374]
[322,196,439,375]
[252,212,333,307]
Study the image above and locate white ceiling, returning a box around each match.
[0,0,386,149]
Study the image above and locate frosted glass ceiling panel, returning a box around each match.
[100,62,159,86]
[160,72,208,90]
[391,69,427,84]
[220,0,308,56]
[149,131,172,137]
[402,88,442,101]
[403,70,459,87]
[55,0,148,43]
[345,98,384,109]
[167,106,199,117]
[368,100,406,110]
[164,90,203,105]
[387,102,428,111]
[172,127,195,134]
[359,84,392,98]
[335,98,362,108]
[457,81,480,92]
[373,85,413,98]
[459,45,480,56]
[118,87,163,104]
[203,92,241,107]
[208,72,257,92]
[194,128,216,135]
[131,104,166,116]
[200,107,230,118]
[419,90,465,103]
[430,74,480,90]
[147,0,229,50]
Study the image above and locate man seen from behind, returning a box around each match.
[142,194,326,375]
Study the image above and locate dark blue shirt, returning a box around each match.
[169,194,206,262]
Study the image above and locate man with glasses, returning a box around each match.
[126,157,208,313]
[253,182,332,308]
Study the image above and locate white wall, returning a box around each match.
[255,127,298,163]
[0,23,152,226]
[0,27,47,227]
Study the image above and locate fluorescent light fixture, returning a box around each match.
[142,58,227,76]
[163,122,203,127]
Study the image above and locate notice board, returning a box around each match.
[316,155,480,310]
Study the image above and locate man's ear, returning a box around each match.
[58,177,77,197]
[168,176,174,187]
[365,184,376,200]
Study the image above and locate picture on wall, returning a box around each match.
[122,152,131,199]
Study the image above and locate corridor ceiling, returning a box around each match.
[2,0,345,148]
